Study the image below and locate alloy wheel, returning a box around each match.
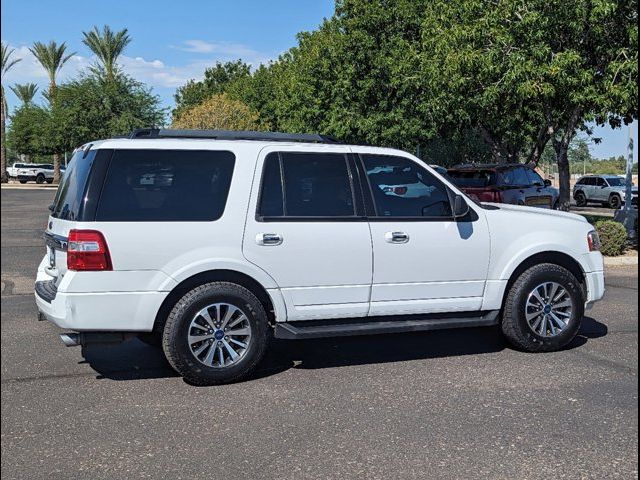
[525,282,574,337]
[187,303,252,368]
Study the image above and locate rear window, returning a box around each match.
[51,150,97,220]
[95,149,235,222]
[448,170,497,188]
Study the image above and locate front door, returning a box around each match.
[357,152,491,317]
[243,147,373,321]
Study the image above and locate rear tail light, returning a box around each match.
[393,186,408,195]
[587,230,601,252]
[67,230,112,271]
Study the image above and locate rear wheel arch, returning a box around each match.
[152,270,277,337]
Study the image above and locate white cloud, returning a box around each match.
[172,39,263,59]
[1,41,275,108]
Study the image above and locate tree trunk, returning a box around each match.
[527,124,552,166]
[53,153,61,184]
[479,126,504,163]
[0,86,7,183]
[552,107,583,212]
[555,142,571,211]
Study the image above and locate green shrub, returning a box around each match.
[595,220,628,256]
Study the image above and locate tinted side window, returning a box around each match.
[283,153,354,217]
[596,177,607,187]
[362,155,453,218]
[95,149,235,221]
[526,169,545,186]
[258,153,284,217]
[501,167,531,186]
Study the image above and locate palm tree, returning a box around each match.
[1,43,22,183]
[82,25,131,81]
[30,41,74,184]
[10,83,39,106]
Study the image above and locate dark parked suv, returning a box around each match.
[448,164,559,209]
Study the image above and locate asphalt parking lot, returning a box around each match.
[1,188,638,480]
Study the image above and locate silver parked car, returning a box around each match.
[573,175,638,209]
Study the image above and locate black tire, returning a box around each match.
[609,194,621,209]
[19,180,27,184]
[502,263,584,352]
[35,174,45,184]
[46,178,53,184]
[574,191,587,207]
[162,282,270,385]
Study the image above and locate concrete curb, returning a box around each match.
[1,184,58,190]
[604,255,638,266]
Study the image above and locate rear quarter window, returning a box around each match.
[95,149,235,222]
[51,150,97,220]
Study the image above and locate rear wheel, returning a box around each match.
[162,282,270,385]
[609,194,622,209]
[574,191,587,207]
[502,263,584,352]
[46,178,53,184]
[35,174,45,184]
[19,180,27,184]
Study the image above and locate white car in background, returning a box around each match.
[16,164,65,184]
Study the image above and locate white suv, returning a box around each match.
[36,129,605,385]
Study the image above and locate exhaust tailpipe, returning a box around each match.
[60,333,81,347]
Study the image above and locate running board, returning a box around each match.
[274,310,501,340]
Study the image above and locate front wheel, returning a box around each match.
[35,174,45,184]
[162,282,270,385]
[19,180,27,184]
[502,263,584,352]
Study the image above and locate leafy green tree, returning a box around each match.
[173,60,252,120]
[50,73,165,150]
[6,104,51,158]
[1,43,22,182]
[82,26,131,81]
[30,40,75,182]
[10,83,39,106]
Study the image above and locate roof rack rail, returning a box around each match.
[128,128,341,144]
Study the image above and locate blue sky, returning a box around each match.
[2,0,637,161]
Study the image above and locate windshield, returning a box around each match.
[51,150,97,220]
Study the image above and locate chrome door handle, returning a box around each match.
[385,231,409,244]
[256,233,283,246]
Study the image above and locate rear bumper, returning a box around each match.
[35,255,171,332]
[35,287,167,331]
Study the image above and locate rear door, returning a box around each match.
[358,152,490,316]
[594,177,608,201]
[243,147,373,321]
